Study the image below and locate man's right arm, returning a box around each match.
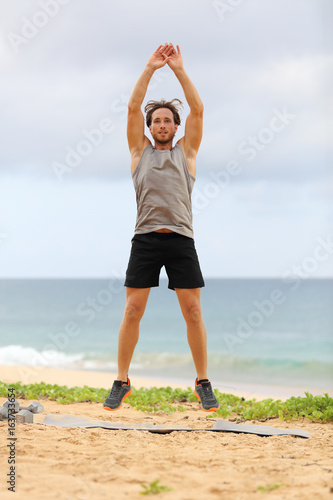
[127,66,154,167]
[127,44,172,173]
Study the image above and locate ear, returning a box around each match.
[175,124,178,133]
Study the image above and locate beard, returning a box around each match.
[152,130,175,145]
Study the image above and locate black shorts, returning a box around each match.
[124,232,205,290]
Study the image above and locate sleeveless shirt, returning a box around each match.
[132,144,195,239]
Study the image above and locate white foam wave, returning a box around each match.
[0,345,120,371]
[0,345,84,368]
[0,345,331,387]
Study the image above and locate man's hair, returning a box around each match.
[144,98,183,127]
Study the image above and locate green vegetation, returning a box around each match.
[258,483,285,492]
[1,381,332,422]
[0,381,107,405]
[140,480,172,495]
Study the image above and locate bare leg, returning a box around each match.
[117,287,151,381]
[175,288,207,380]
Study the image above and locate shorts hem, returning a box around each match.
[124,282,159,289]
[168,282,205,291]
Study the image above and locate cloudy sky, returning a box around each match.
[0,0,332,278]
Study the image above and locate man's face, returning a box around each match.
[149,108,178,145]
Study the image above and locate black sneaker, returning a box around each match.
[194,378,220,412]
[103,378,132,411]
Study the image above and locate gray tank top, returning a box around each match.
[132,144,195,239]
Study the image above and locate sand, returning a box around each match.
[1,366,333,500]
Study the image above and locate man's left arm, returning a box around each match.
[167,45,203,175]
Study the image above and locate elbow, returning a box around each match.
[194,104,204,117]
[128,100,141,114]
[192,101,204,115]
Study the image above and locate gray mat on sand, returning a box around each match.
[42,414,311,438]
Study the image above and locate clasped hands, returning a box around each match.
[146,43,183,72]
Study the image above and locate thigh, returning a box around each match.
[124,287,151,318]
[124,234,163,288]
[175,288,203,321]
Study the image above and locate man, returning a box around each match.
[103,43,219,412]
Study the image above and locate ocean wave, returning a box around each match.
[0,345,85,368]
[206,352,333,372]
[1,345,332,377]
[0,345,114,371]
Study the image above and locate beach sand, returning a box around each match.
[1,366,332,500]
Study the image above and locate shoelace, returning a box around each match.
[199,384,216,402]
[110,383,124,398]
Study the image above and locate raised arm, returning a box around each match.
[166,45,204,169]
[127,44,173,172]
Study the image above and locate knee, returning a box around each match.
[123,302,144,323]
[183,303,202,324]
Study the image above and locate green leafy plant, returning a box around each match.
[128,386,197,414]
[258,483,285,492]
[208,391,333,422]
[0,381,107,404]
[140,480,172,495]
[1,381,332,422]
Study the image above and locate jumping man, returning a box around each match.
[103,43,220,412]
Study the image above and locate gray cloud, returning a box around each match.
[1,0,332,278]
[0,1,331,182]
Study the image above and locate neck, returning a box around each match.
[154,140,173,151]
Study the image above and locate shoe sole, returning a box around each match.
[194,390,220,412]
[103,389,132,411]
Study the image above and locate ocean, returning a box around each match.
[0,278,332,395]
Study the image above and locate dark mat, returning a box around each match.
[42,414,311,438]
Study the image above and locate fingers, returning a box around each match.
[164,43,181,56]
[160,43,172,52]
[159,43,173,50]
[164,46,174,57]
[154,43,179,60]
[155,43,167,54]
